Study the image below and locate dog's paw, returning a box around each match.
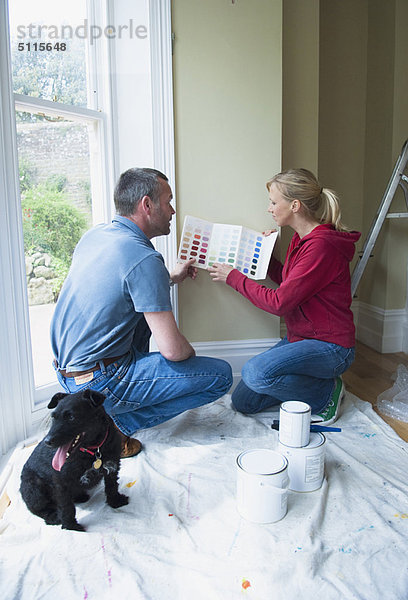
[62,521,86,532]
[44,513,62,525]
[108,493,129,509]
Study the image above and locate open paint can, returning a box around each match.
[279,401,311,447]
[278,432,326,492]
[236,449,289,523]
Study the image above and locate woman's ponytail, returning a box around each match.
[320,188,349,232]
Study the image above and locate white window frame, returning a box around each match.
[0,0,176,457]
[0,0,34,455]
[14,95,113,226]
[11,1,115,409]
[149,0,178,321]
[15,95,112,407]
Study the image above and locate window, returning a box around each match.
[16,111,95,389]
[8,0,113,402]
[10,1,89,107]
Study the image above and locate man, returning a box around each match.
[51,168,232,457]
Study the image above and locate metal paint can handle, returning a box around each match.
[259,477,290,494]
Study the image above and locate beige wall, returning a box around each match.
[360,0,396,308]
[172,0,407,346]
[318,0,368,235]
[283,0,407,313]
[172,0,283,343]
[283,0,368,259]
[358,0,408,310]
[388,0,408,309]
[282,0,320,174]
[281,0,320,253]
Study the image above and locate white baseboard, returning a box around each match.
[355,301,407,354]
[192,337,280,390]
[403,315,408,354]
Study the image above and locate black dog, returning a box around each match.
[20,389,129,531]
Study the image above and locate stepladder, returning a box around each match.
[351,139,408,297]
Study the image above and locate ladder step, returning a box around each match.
[386,212,408,219]
[351,138,408,297]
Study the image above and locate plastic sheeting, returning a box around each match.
[1,392,408,600]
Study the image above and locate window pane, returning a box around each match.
[17,111,93,388]
[9,0,89,107]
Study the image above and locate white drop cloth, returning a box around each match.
[1,392,408,600]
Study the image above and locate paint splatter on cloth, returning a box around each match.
[1,392,408,599]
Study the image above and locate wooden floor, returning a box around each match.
[343,341,408,442]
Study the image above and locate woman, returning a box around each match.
[208,168,361,424]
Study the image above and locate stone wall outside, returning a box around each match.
[17,120,92,305]
[17,120,92,215]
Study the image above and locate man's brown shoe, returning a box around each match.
[114,424,143,458]
[120,436,142,458]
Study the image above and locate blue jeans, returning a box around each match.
[55,351,232,436]
[232,337,355,414]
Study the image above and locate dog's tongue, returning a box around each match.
[52,442,72,471]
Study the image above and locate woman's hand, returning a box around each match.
[263,228,278,237]
[208,263,234,283]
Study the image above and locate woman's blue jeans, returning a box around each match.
[55,351,232,436]
[231,337,355,414]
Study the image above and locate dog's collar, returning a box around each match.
[79,428,109,456]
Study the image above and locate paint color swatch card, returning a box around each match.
[178,215,278,280]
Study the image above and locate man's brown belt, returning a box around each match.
[58,356,123,378]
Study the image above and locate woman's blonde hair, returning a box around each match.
[266,168,349,232]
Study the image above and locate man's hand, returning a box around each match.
[208,263,234,283]
[170,258,198,284]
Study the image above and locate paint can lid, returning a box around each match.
[281,401,311,414]
[305,432,326,448]
[237,449,288,475]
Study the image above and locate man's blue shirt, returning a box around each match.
[51,216,172,371]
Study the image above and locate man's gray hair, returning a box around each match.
[114,168,168,216]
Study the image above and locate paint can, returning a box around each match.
[278,432,326,492]
[236,449,289,523]
[279,401,311,447]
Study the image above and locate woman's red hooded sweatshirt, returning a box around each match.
[226,224,361,347]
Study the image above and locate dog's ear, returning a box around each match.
[48,392,66,409]
[83,389,106,407]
